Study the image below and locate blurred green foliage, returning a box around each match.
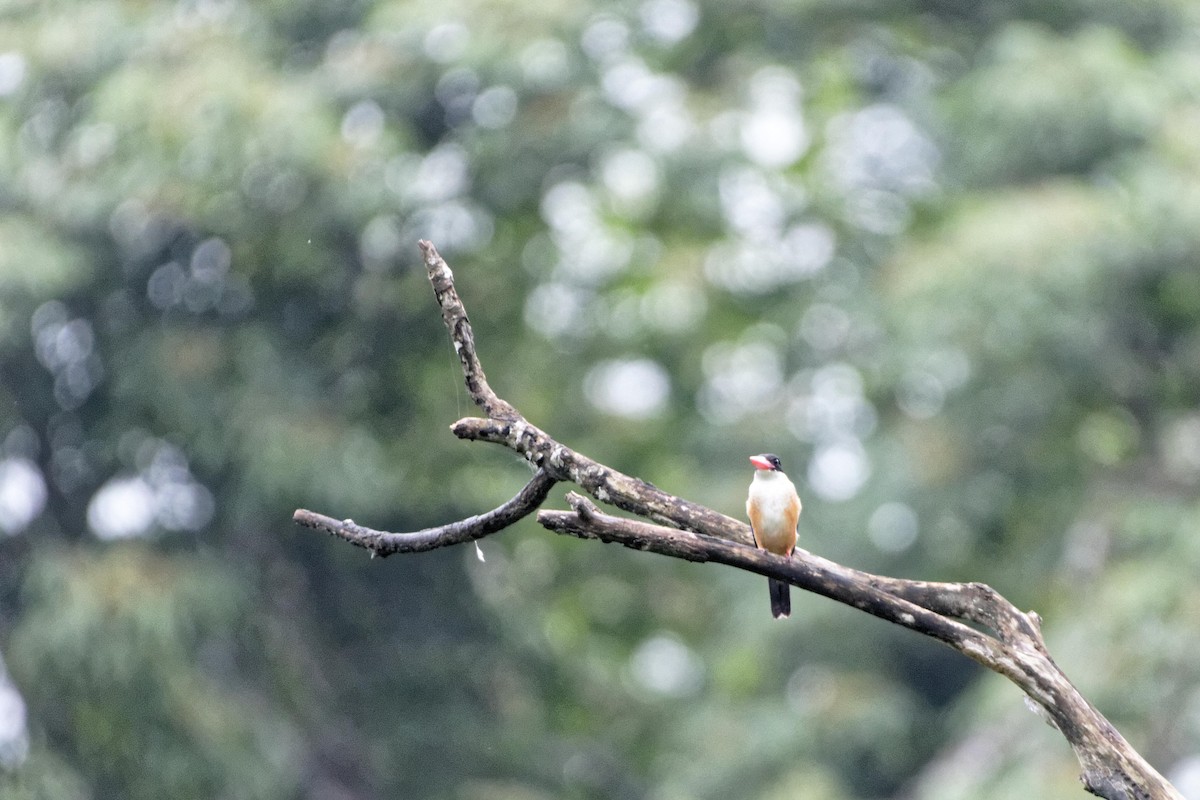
[2,0,1200,798]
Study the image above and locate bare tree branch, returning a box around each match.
[420,239,521,422]
[538,493,1172,800]
[450,415,748,537]
[294,240,1182,800]
[540,492,996,654]
[293,468,557,556]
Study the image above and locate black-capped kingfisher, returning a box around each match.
[747,454,801,619]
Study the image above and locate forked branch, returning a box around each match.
[293,240,1181,800]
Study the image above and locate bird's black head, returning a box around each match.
[750,453,784,471]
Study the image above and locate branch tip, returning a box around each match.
[565,491,600,519]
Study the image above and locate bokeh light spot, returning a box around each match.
[868,502,919,553]
[472,85,518,129]
[629,633,703,697]
[0,52,26,96]
[0,659,28,769]
[424,22,469,63]
[585,358,671,419]
[340,100,385,147]
[88,476,157,540]
[808,440,870,501]
[0,458,47,535]
[640,0,698,44]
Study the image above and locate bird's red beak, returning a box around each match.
[749,455,773,470]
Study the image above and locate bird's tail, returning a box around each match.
[769,579,791,619]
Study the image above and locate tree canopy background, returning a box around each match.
[2,1,1200,798]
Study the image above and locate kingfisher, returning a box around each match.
[746,454,801,618]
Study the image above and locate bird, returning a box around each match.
[746,453,801,619]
